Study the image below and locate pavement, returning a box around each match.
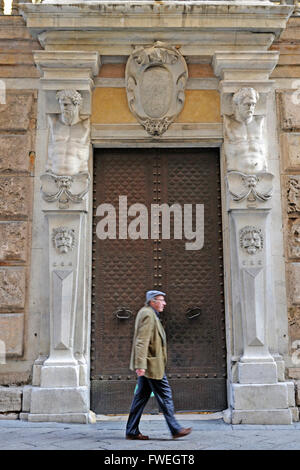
[1,412,300,451]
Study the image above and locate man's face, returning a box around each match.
[237,96,256,122]
[59,97,78,125]
[242,230,262,255]
[150,295,166,313]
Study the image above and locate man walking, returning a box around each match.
[126,290,192,440]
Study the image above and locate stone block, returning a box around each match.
[41,366,80,388]
[0,91,34,131]
[278,91,300,131]
[287,381,296,407]
[288,368,300,380]
[0,386,22,412]
[287,219,300,259]
[0,313,24,357]
[295,380,300,406]
[19,413,28,421]
[291,407,299,422]
[232,409,292,425]
[287,264,300,305]
[280,133,300,171]
[32,364,42,387]
[0,134,32,174]
[0,176,32,218]
[27,413,90,424]
[238,362,278,384]
[287,308,300,345]
[0,268,26,311]
[0,222,28,262]
[30,387,89,415]
[0,413,19,420]
[22,386,32,413]
[276,360,285,382]
[233,383,289,410]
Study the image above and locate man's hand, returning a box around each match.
[136,369,145,377]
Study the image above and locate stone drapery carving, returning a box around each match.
[40,172,90,208]
[46,89,90,176]
[239,225,264,255]
[226,171,273,203]
[52,227,75,254]
[125,41,188,136]
[224,87,267,174]
[287,176,300,214]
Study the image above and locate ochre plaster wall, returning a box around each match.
[91,89,221,124]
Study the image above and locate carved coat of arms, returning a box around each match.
[125,42,188,136]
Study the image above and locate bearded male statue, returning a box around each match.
[46,89,90,176]
[224,87,268,174]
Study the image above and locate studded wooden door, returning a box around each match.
[91,148,227,414]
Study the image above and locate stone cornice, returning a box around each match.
[19,1,293,46]
[213,51,279,79]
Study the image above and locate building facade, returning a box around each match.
[1,0,300,424]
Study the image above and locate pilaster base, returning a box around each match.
[27,412,91,424]
[41,365,80,388]
[238,361,277,384]
[233,383,289,410]
[232,409,292,425]
[232,382,292,424]
[29,386,89,422]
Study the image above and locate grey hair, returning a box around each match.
[56,89,82,106]
[232,87,259,106]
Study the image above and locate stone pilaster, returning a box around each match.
[213,51,292,424]
[27,51,99,423]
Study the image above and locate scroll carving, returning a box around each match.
[125,41,188,136]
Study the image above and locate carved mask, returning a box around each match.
[240,227,263,255]
[53,228,75,254]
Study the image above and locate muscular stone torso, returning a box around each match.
[47,115,90,176]
[224,114,267,173]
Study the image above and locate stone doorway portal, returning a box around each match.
[90,148,227,414]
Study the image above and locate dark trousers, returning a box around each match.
[126,374,182,436]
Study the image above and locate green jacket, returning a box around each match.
[129,305,167,380]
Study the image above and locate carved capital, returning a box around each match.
[40,172,90,209]
[226,171,273,203]
[125,41,188,136]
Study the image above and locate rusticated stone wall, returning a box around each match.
[0,12,40,388]
[272,16,300,410]
[277,90,300,383]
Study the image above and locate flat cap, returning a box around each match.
[146,290,166,303]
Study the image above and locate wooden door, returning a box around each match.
[91,148,227,413]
